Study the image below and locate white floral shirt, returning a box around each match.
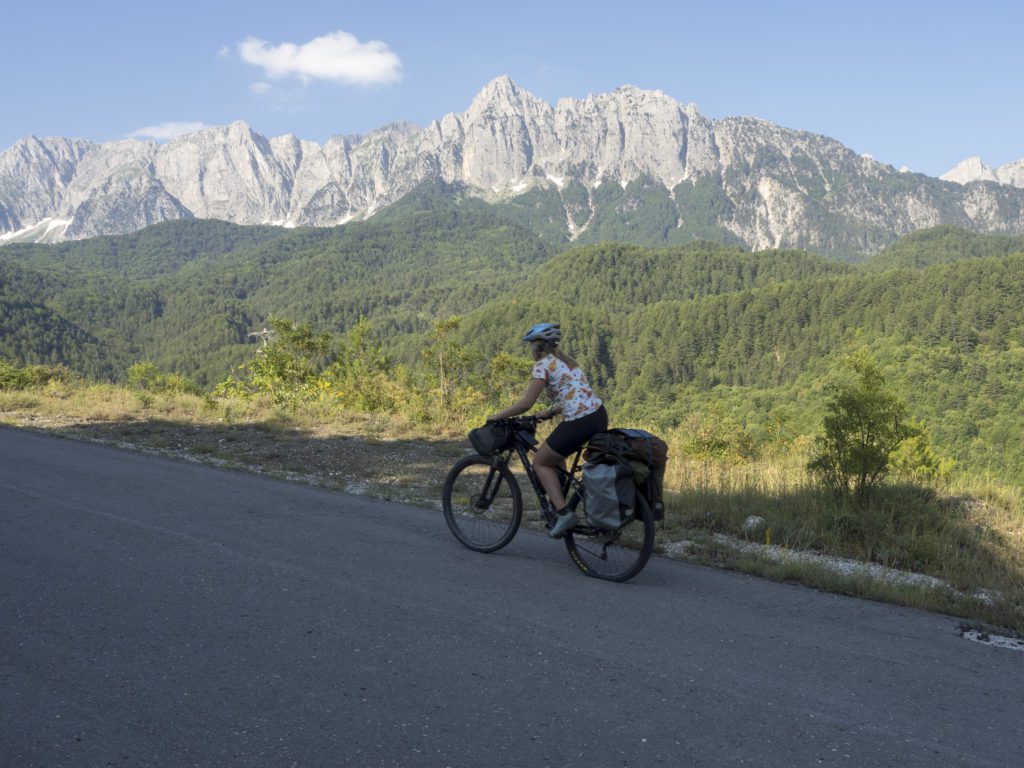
[531,355,602,421]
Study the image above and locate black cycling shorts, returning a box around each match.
[545,405,608,457]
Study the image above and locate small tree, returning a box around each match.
[325,318,402,413]
[422,316,479,415]
[808,351,919,500]
[890,421,955,483]
[215,317,333,407]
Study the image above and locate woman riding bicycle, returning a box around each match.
[487,322,608,538]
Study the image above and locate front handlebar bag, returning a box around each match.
[469,423,512,455]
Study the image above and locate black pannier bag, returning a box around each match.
[584,428,668,520]
[468,422,512,455]
[582,461,636,530]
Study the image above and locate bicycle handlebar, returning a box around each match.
[491,412,557,426]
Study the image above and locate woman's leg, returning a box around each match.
[534,442,568,511]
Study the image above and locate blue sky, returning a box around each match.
[3,0,1021,177]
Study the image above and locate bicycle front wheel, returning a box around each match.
[565,492,655,582]
[442,455,523,553]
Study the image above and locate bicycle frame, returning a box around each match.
[498,432,585,524]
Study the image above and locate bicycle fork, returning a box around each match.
[475,465,506,511]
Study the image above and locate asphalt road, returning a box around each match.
[1,426,1021,768]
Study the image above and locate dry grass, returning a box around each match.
[658,449,1024,632]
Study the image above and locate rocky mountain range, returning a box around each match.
[3,76,1024,259]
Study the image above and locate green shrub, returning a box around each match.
[127,361,201,395]
[0,358,72,390]
[676,404,759,463]
[808,351,920,499]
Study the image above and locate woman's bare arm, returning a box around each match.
[487,378,547,421]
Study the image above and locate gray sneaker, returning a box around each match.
[548,510,578,538]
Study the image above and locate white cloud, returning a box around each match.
[237,30,402,86]
[128,121,211,141]
[217,45,231,58]
[250,82,273,95]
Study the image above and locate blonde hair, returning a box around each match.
[530,340,578,369]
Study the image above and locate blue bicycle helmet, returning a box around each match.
[522,322,561,343]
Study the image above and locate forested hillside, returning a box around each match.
[0,193,555,382]
[0,261,109,375]
[519,241,852,310]
[861,225,1024,271]
[1,219,289,280]
[2,211,1024,482]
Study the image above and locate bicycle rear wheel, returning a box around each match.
[564,493,655,582]
[442,455,523,553]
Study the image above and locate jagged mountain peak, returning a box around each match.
[559,83,680,111]
[942,156,996,184]
[328,121,422,149]
[942,155,1024,188]
[478,74,520,94]
[6,135,94,159]
[175,120,256,142]
[365,121,423,140]
[12,134,84,147]
[468,75,549,117]
[610,83,670,99]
